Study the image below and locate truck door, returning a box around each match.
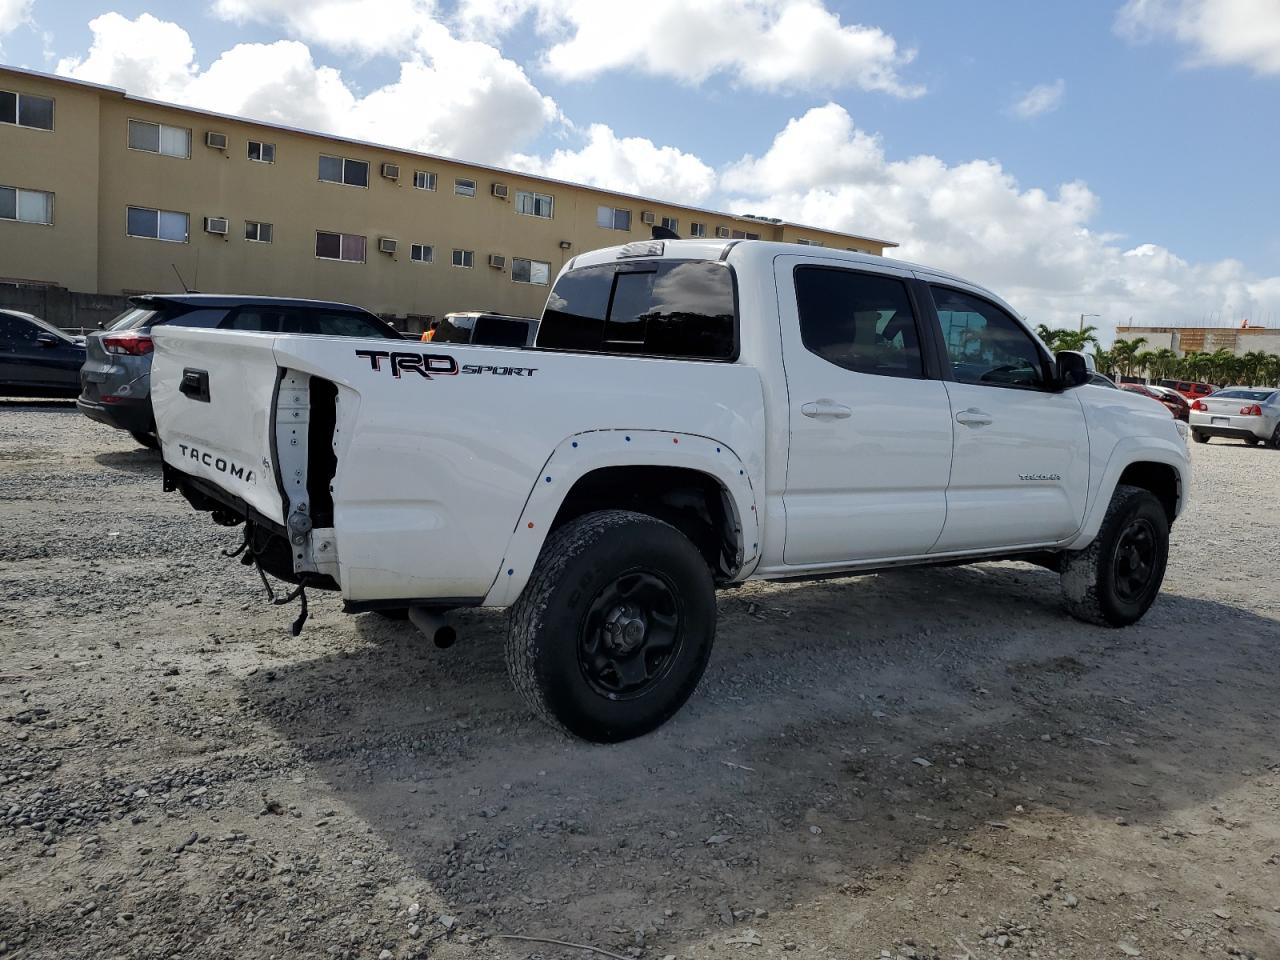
[777,259,954,564]
[924,282,1089,552]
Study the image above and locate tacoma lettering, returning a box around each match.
[177,443,255,483]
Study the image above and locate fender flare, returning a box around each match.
[1065,436,1189,551]
[482,429,761,606]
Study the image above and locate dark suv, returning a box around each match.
[78,294,401,447]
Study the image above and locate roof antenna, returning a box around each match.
[651,225,680,241]
[171,263,191,293]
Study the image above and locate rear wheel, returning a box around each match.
[1060,485,1169,627]
[506,510,716,742]
[1270,424,1280,449]
[130,430,160,450]
[1191,430,1208,444]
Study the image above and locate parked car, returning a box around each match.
[150,239,1190,742]
[1146,384,1191,421]
[1188,387,1280,447]
[1157,378,1218,401]
[0,308,86,398]
[1120,382,1189,420]
[422,312,539,347]
[79,294,402,448]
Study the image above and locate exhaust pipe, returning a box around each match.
[408,606,457,648]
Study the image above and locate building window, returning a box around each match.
[597,206,631,231]
[318,155,369,187]
[247,140,275,163]
[0,90,54,130]
[661,216,679,233]
[452,249,474,268]
[689,222,706,238]
[512,257,551,285]
[126,205,189,242]
[454,178,477,198]
[245,220,273,243]
[794,238,824,247]
[315,230,366,262]
[413,170,437,191]
[128,120,190,158]
[0,185,53,225]
[410,243,433,263]
[516,190,554,218]
[731,229,760,240]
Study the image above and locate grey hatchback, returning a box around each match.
[78,294,402,447]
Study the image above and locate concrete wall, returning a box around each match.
[0,285,129,331]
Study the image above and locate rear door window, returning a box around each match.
[473,316,531,347]
[538,259,736,360]
[106,307,159,330]
[793,267,924,379]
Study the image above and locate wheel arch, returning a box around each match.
[1067,440,1188,550]
[482,430,761,606]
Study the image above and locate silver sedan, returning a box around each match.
[1189,387,1280,447]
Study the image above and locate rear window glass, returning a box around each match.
[431,314,476,344]
[538,260,736,360]
[473,316,532,347]
[1212,389,1272,401]
[107,307,159,330]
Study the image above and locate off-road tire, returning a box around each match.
[506,509,716,742]
[1060,484,1169,627]
[130,430,160,450]
[1191,431,1208,444]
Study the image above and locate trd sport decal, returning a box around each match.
[355,350,536,379]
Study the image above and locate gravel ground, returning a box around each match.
[2,400,1279,960]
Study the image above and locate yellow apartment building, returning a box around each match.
[0,65,896,331]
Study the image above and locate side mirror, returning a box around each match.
[1056,350,1091,389]
[34,333,58,349]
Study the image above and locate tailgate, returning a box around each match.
[151,327,286,524]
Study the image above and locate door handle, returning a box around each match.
[801,399,852,420]
[955,408,993,426]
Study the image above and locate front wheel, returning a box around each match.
[505,510,716,742]
[1060,484,1169,627]
[130,430,160,450]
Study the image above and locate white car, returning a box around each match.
[1188,387,1280,447]
[151,239,1192,741]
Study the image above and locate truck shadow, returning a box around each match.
[241,562,1280,947]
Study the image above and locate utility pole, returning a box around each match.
[1080,312,1100,332]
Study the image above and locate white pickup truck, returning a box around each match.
[152,239,1191,742]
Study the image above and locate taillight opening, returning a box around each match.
[1241,404,1263,416]
[101,332,154,356]
[1191,399,1208,411]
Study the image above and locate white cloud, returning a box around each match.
[509,124,717,205]
[0,0,33,38]
[1010,79,1065,119]
[212,0,437,57]
[723,104,1280,338]
[55,12,557,163]
[458,0,923,96]
[1117,0,1280,75]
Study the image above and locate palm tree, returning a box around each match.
[1055,325,1100,353]
[1262,355,1280,388]
[1109,337,1148,378]
[1148,348,1178,382]
[1034,324,1060,350]
[1133,350,1156,381]
[1240,350,1270,386]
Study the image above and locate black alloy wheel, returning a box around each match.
[1111,517,1159,604]
[580,570,684,699]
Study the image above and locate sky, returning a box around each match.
[2,0,1279,341]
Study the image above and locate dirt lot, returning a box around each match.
[1,402,1278,960]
